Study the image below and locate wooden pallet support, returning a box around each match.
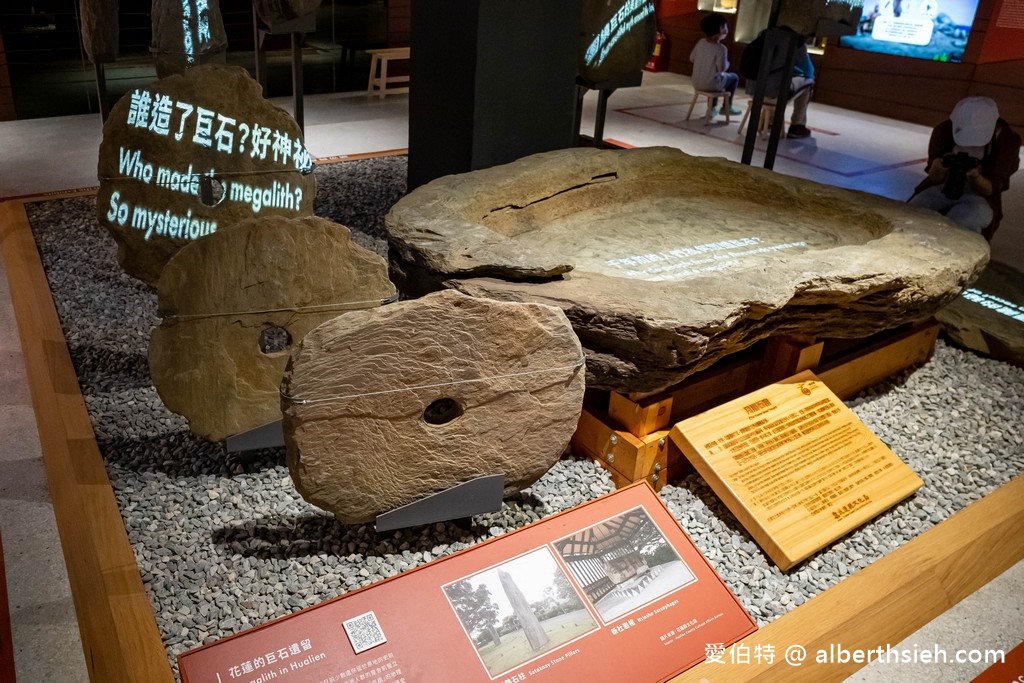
[572,410,672,490]
[575,322,940,489]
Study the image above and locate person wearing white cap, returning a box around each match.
[909,96,1021,240]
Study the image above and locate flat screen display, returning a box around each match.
[839,0,980,62]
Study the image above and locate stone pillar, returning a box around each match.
[151,0,228,78]
[499,570,549,651]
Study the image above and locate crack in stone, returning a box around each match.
[485,171,619,215]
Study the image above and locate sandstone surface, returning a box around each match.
[97,65,316,286]
[80,0,118,63]
[935,260,1024,368]
[386,146,990,393]
[150,215,395,441]
[151,0,229,77]
[282,289,585,524]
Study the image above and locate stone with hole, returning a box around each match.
[149,215,396,441]
[385,146,990,393]
[281,289,585,524]
[97,64,316,286]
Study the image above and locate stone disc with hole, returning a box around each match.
[281,289,586,524]
[97,64,316,286]
[149,215,396,441]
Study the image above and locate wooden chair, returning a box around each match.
[738,98,777,136]
[685,89,732,125]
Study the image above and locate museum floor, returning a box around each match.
[0,70,1021,682]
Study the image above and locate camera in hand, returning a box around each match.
[941,151,981,200]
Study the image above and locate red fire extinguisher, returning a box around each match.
[645,31,668,72]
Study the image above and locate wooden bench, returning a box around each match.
[366,47,411,98]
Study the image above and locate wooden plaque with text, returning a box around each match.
[669,371,923,571]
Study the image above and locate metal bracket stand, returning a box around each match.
[575,71,643,148]
[740,27,800,170]
[224,419,285,452]
[374,474,505,532]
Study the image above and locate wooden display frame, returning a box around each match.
[572,322,940,489]
[3,197,1023,682]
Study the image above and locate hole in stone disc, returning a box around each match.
[199,174,226,206]
[423,397,464,425]
[258,325,291,354]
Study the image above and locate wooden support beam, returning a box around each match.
[817,321,940,399]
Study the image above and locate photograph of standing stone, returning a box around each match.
[442,548,597,677]
[386,146,990,393]
[281,290,586,524]
[96,64,316,286]
[150,215,395,441]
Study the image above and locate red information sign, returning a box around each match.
[178,483,756,683]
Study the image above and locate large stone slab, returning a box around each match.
[150,215,395,441]
[935,260,1024,368]
[281,289,586,524]
[97,64,316,286]
[386,146,990,393]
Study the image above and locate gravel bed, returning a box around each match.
[24,157,1024,678]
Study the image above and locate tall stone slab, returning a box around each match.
[385,146,990,393]
[97,64,316,286]
[151,0,229,77]
[81,0,119,63]
[282,290,586,524]
[408,0,580,189]
[150,215,396,442]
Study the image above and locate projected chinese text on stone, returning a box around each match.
[97,65,316,286]
[151,0,228,77]
[584,0,656,69]
[580,0,656,86]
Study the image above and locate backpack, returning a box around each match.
[739,32,765,80]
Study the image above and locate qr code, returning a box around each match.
[343,611,387,654]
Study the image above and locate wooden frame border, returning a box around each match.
[2,197,1021,682]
